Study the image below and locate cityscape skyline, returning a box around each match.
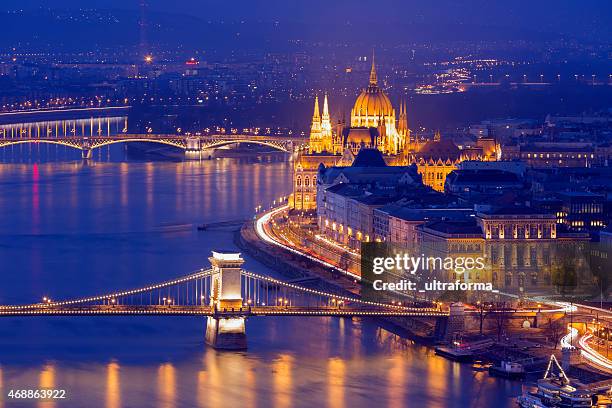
[0,2,610,407]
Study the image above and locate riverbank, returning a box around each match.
[237,219,439,342]
[239,207,612,389]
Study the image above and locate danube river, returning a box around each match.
[0,151,522,407]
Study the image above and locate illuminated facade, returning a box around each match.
[291,56,409,210]
[290,55,496,208]
[412,132,499,192]
[347,56,408,155]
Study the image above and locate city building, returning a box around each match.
[469,118,541,141]
[291,55,498,208]
[416,207,592,298]
[291,56,409,210]
[502,142,597,167]
[557,192,606,231]
[373,206,474,245]
[316,149,422,249]
[444,169,525,203]
[456,160,526,176]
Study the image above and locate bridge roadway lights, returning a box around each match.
[205,250,248,350]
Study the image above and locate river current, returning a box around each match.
[0,150,522,407]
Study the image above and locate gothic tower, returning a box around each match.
[309,95,323,153]
[321,94,333,152]
[398,99,409,149]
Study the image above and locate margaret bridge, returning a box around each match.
[0,251,447,349]
[0,114,306,159]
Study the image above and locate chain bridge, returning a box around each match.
[0,251,447,349]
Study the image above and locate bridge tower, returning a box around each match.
[205,250,247,350]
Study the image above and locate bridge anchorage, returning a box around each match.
[0,250,447,350]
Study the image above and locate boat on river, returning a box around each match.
[517,393,559,407]
[489,360,526,379]
[435,335,494,362]
[516,355,595,407]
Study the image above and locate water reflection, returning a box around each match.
[0,157,521,407]
[387,355,404,408]
[0,366,3,408]
[106,362,121,408]
[157,363,176,408]
[327,358,345,408]
[273,354,293,408]
[39,363,56,408]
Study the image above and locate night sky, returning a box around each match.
[4,0,612,37]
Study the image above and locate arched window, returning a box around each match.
[297,176,302,187]
[305,177,310,187]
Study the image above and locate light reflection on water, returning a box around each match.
[106,362,120,408]
[0,153,522,407]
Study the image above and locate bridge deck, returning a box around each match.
[0,305,448,318]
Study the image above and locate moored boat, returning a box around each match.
[516,355,595,407]
[435,336,494,362]
[490,360,526,379]
[517,393,558,407]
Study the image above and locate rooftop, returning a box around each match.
[447,169,522,184]
[478,206,555,218]
[351,148,387,167]
[421,220,483,236]
[377,205,474,221]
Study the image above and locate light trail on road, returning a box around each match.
[560,326,578,349]
[578,333,612,372]
[255,205,361,280]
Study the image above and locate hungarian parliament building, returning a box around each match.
[291,57,500,211]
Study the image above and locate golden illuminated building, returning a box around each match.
[292,55,409,210]
[347,56,407,155]
[411,132,499,192]
[290,54,496,208]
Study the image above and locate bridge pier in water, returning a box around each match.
[184,136,204,160]
[205,250,248,350]
[81,147,92,160]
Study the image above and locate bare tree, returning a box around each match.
[494,301,511,342]
[544,317,565,349]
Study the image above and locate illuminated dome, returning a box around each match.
[352,58,393,119]
[353,85,394,118]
